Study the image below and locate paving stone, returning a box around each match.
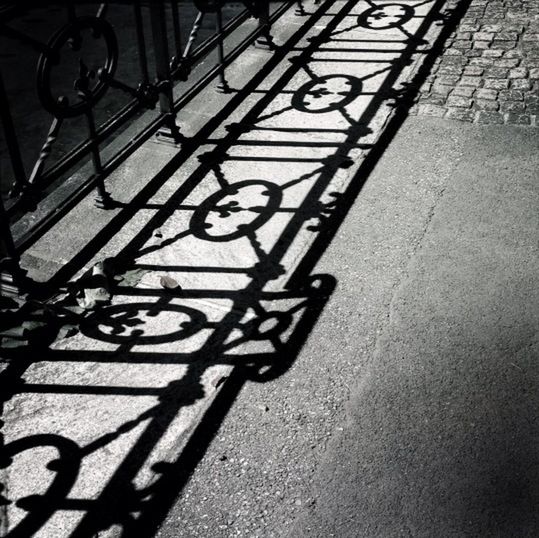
[438,66,464,75]
[459,76,482,87]
[500,101,526,113]
[463,65,485,76]
[494,58,520,68]
[522,42,539,52]
[474,98,500,111]
[530,68,539,79]
[503,50,522,58]
[481,24,502,32]
[446,95,473,108]
[436,75,460,85]
[416,104,446,117]
[509,67,528,78]
[470,57,494,67]
[495,31,519,40]
[481,50,504,58]
[432,83,454,96]
[453,40,473,50]
[422,94,447,106]
[485,67,509,78]
[475,88,498,99]
[505,113,531,125]
[445,107,476,121]
[499,89,524,101]
[473,41,490,49]
[452,86,476,97]
[511,79,532,90]
[461,24,480,32]
[476,110,505,123]
[483,78,510,89]
[440,56,467,66]
[524,94,539,105]
[475,32,495,41]
[490,40,517,50]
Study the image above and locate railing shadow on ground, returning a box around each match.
[0,0,472,535]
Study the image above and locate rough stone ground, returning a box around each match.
[414,0,539,125]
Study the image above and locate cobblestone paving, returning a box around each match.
[414,0,539,126]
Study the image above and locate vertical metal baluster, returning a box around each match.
[215,6,229,92]
[183,11,204,61]
[254,0,274,50]
[149,0,182,143]
[85,108,111,208]
[134,0,150,85]
[28,98,66,186]
[0,71,28,197]
[96,2,108,19]
[169,0,183,72]
[0,194,27,298]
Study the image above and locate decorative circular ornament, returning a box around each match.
[291,75,363,113]
[36,16,118,118]
[190,180,282,242]
[357,4,414,30]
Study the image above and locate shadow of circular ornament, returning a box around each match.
[248,311,294,341]
[357,4,414,30]
[291,75,363,113]
[2,434,80,537]
[81,302,207,344]
[36,16,118,118]
[190,180,282,242]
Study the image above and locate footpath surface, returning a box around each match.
[156,117,539,538]
[1,0,538,537]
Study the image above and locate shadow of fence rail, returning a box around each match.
[1,0,472,535]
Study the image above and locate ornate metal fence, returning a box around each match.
[0,0,276,297]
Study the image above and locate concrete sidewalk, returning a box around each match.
[1,0,538,536]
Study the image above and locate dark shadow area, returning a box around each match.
[0,0,473,536]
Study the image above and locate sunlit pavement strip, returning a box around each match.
[3,0,457,535]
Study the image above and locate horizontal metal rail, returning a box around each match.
[0,0,286,296]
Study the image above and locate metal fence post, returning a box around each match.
[0,70,28,198]
[0,197,27,299]
[254,0,274,50]
[149,0,182,143]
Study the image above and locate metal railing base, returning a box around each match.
[254,34,275,50]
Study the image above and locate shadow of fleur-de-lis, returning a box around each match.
[215,200,242,218]
[99,310,144,336]
[308,87,331,99]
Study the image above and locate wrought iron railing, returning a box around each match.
[0,0,280,297]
